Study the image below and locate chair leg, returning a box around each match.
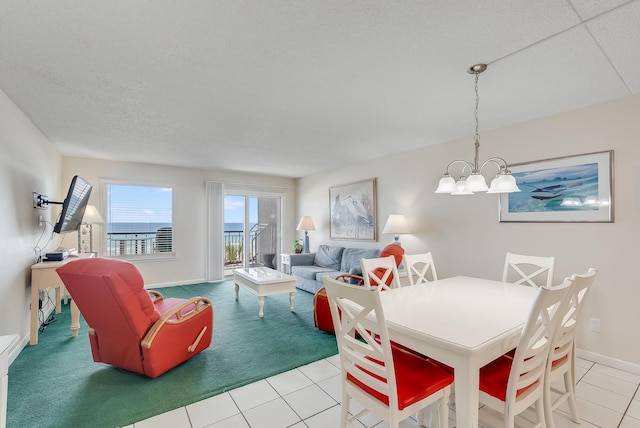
[564,371,580,423]
[438,397,449,428]
[340,392,349,428]
[417,409,425,427]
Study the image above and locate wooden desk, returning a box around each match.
[374,276,539,428]
[30,254,94,345]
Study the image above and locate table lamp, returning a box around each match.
[382,214,410,245]
[78,205,105,254]
[296,216,316,254]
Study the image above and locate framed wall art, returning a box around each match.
[499,150,613,223]
[330,178,377,241]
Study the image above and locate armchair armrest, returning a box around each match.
[149,290,163,303]
[289,253,316,267]
[141,296,212,349]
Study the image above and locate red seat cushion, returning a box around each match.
[347,346,453,410]
[479,355,538,401]
[313,287,335,333]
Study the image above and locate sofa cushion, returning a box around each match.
[314,270,342,282]
[291,265,335,281]
[314,245,344,270]
[341,248,380,273]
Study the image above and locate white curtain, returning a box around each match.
[206,181,224,281]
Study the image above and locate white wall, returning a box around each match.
[0,89,62,346]
[297,93,640,368]
[62,157,297,286]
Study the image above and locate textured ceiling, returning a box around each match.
[1,1,638,178]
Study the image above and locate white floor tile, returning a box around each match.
[298,358,341,383]
[283,383,337,419]
[316,373,342,403]
[626,398,640,420]
[621,415,640,428]
[576,381,631,413]
[126,355,640,428]
[591,363,640,384]
[133,407,191,428]
[207,413,250,428]
[242,397,301,428]
[304,405,342,428]
[581,369,639,397]
[229,379,280,412]
[186,392,240,428]
[267,368,314,396]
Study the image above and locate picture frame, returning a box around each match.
[499,150,614,223]
[330,178,377,241]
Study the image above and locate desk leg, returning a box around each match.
[70,301,81,337]
[30,285,39,346]
[455,362,480,428]
[55,287,61,314]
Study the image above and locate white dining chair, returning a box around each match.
[322,276,453,428]
[403,252,438,285]
[502,252,556,287]
[544,268,597,428]
[360,255,402,290]
[478,281,571,428]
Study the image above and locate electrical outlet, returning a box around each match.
[590,318,601,333]
[38,215,44,227]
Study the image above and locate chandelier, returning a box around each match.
[435,64,521,195]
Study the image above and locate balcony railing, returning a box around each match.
[107,225,276,268]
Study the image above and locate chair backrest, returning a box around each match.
[323,276,399,409]
[549,268,597,371]
[361,255,401,290]
[502,252,556,287]
[403,252,438,285]
[506,282,571,408]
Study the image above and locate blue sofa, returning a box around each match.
[289,245,380,294]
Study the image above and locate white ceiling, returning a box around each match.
[1,1,638,178]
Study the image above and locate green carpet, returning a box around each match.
[8,281,338,428]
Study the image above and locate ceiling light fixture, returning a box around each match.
[435,64,521,195]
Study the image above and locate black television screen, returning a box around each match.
[53,175,93,234]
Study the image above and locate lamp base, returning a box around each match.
[393,234,401,246]
[303,233,310,254]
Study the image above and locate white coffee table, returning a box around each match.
[233,267,296,317]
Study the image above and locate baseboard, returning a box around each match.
[145,277,208,288]
[577,348,640,375]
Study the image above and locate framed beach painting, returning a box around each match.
[499,151,613,223]
[330,178,377,241]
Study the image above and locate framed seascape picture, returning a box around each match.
[499,150,614,223]
[330,178,377,241]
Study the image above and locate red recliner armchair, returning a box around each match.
[56,257,213,378]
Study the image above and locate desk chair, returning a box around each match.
[545,268,597,428]
[478,282,571,427]
[503,252,556,287]
[323,276,453,428]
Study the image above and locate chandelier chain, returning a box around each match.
[474,71,480,145]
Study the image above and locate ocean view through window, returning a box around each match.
[105,183,173,257]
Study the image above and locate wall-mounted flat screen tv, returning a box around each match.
[53,175,93,234]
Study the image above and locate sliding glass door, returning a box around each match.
[223,192,282,276]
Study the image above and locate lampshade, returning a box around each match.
[296,216,316,231]
[486,174,521,194]
[82,205,104,224]
[382,214,410,234]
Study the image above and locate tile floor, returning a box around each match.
[124,355,640,428]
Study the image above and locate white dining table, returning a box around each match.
[375,276,540,428]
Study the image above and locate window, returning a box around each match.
[104,183,173,257]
